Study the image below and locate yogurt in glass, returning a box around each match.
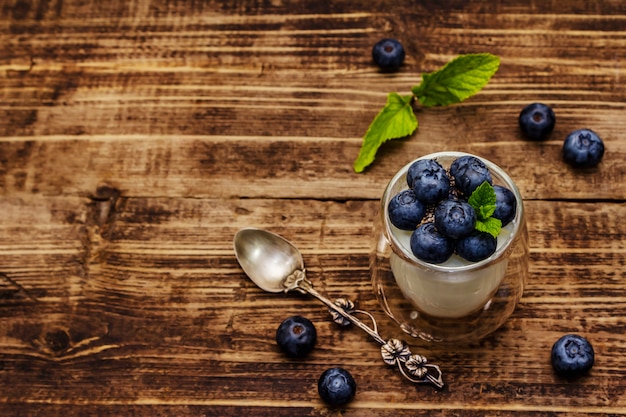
[371,152,529,342]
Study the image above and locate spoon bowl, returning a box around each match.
[234,228,304,293]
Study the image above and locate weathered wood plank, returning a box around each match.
[0,136,623,200]
[0,195,623,413]
[1,2,625,202]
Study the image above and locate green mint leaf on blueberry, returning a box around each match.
[475,216,502,238]
[353,93,416,173]
[412,53,500,107]
[468,181,502,238]
[469,181,497,218]
[354,53,500,173]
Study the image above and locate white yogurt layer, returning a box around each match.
[390,223,513,319]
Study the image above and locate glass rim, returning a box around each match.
[381,151,525,274]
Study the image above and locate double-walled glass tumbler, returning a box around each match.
[371,152,529,343]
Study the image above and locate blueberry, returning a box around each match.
[434,199,477,240]
[407,159,451,204]
[493,185,517,226]
[317,367,357,407]
[551,334,595,378]
[372,38,405,72]
[449,155,475,179]
[519,102,556,140]
[410,223,455,264]
[563,129,605,168]
[451,156,493,196]
[456,231,497,262]
[387,189,426,230]
[275,316,317,358]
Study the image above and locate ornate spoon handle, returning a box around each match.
[284,269,444,389]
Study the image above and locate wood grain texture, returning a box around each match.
[0,196,624,415]
[1,0,625,415]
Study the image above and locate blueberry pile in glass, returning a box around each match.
[387,155,517,264]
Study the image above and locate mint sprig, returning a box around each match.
[468,181,502,238]
[353,53,500,173]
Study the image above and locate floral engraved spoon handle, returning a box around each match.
[284,269,444,389]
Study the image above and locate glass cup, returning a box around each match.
[371,152,529,343]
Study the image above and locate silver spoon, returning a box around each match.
[233,227,444,389]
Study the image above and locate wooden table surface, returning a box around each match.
[1,0,625,415]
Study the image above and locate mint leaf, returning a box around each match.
[468,181,501,237]
[411,53,500,107]
[475,217,502,238]
[353,53,500,172]
[468,181,497,220]
[353,93,417,173]
[478,203,496,220]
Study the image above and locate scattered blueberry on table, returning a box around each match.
[563,128,605,168]
[275,315,317,358]
[551,334,595,378]
[317,367,357,407]
[372,38,405,71]
[519,102,556,140]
